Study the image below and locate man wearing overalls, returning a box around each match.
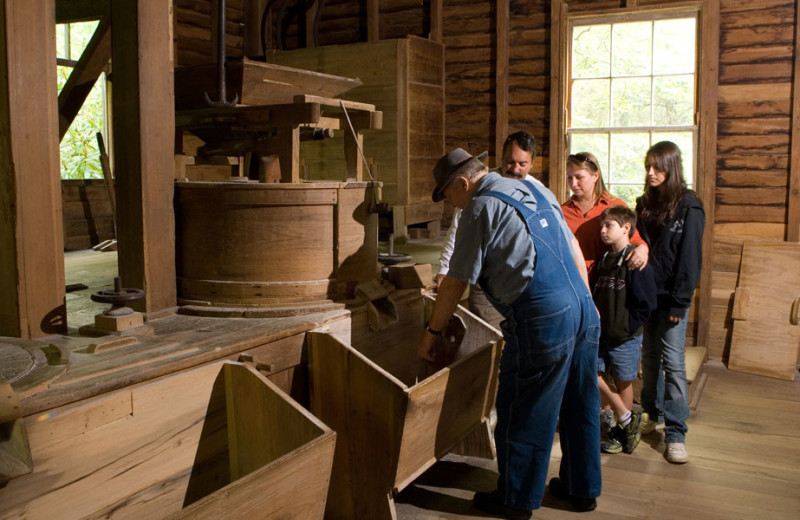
[418,149,602,519]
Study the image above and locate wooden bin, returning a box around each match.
[174,180,378,310]
[0,361,336,519]
[307,297,502,520]
[268,36,445,238]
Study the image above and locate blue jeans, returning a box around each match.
[641,309,690,443]
[598,334,642,382]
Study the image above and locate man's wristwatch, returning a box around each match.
[425,322,443,337]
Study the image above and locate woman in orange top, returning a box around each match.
[560,152,649,282]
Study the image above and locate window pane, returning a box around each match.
[609,185,643,207]
[651,131,694,186]
[612,22,652,77]
[572,24,611,78]
[572,79,610,128]
[611,77,651,127]
[570,133,609,175]
[610,132,650,184]
[653,18,696,75]
[70,21,99,61]
[653,75,694,126]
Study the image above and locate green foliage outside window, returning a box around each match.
[57,21,105,180]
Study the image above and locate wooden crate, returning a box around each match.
[267,36,445,238]
[307,295,502,520]
[0,361,336,519]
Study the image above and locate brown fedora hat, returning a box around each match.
[431,148,488,202]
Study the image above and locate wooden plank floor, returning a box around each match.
[396,361,800,519]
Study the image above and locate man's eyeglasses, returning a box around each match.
[568,153,599,170]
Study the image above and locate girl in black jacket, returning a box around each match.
[635,141,705,465]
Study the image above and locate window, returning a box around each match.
[57,22,108,179]
[567,15,697,206]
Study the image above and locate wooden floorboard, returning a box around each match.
[396,361,800,519]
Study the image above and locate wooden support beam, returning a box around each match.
[111,0,176,313]
[788,0,800,242]
[696,0,720,349]
[58,17,111,140]
[367,0,379,42]
[305,0,319,48]
[548,0,568,199]
[495,0,509,162]
[430,0,443,42]
[55,0,108,23]
[244,0,268,58]
[0,0,66,337]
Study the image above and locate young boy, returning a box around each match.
[593,205,657,454]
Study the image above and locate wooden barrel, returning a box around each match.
[174,181,379,308]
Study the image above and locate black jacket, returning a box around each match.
[635,191,705,316]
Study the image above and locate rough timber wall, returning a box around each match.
[174,0,245,66]
[712,0,796,361]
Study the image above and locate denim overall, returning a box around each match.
[481,182,602,510]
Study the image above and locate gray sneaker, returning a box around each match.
[600,410,622,454]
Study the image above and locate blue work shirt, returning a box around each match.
[447,172,575,305]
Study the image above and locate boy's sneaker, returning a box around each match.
[600,410,622,454]
[666,442,689,464]
[473,490,531,520]
[641,418,657,435]
[621,411,648,454]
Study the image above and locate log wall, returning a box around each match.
[62,179,114,251]
[173,0,800,362]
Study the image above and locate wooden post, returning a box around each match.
[0,0,67,337]
[695,0,720,349]
[495,0,509,163]
[430,0,442,42]
[367,0,379,42]
[788,0,800,242]
[110,0,177,313]
[305,0,318,48]
[548,0,568,200]
[244,0,268,58]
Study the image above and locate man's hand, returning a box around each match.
[417,330,438,362]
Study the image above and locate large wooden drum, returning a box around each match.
[174,181,379,310]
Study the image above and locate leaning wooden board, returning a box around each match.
[729,241,800,381]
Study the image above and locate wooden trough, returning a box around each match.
[174,180,379,315]
[307,294,502,519]
[0,361,336,519]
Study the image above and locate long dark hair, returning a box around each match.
[639,141,694,227]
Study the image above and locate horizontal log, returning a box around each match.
[720,44,794,65]
[716,186,787,205]
[509,75,550,90]
[509,42,547,59]
[721,24,794,47]
[717,134,790,154]
[714,204,786,223]
[717,169,789,188]
[509,28,548,45]
[718,116,790,135]
[720,0,794,14]
[714,222,786,239]
[443,33,493,49]
[719,4,795,28]
[446,63,493,79]
[717,152,789,170]
[719,62,792,84]
[718,83,791,118]
[510,14,548,31]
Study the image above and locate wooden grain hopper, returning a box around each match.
[307,296,502,519]
[0,361,336,519]
[174,180,379,314]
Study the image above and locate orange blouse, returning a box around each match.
[561,195,646,281]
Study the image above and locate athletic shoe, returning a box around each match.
[600,410,622,454]
[621,411,648,454]
[473,490,531,520]
[666,442,689,464]
[641,418,657,435]
[548,477,597,512]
